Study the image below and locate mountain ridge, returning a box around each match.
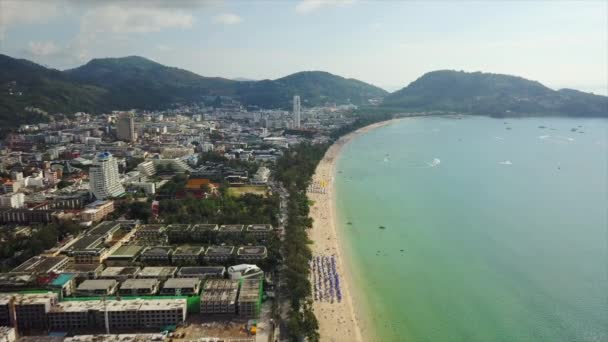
[0,54,606,129]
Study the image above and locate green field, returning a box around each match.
[228,186,268,197]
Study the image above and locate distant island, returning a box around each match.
[0,53,606,129]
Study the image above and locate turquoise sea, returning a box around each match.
[335,116,607,342]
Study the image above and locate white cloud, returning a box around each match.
[80,5,194,35]
[295,0,354,14]
[28,41,60,56]
[213,13,242,25]
[0,0,60,39]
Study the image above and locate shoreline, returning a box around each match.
[308,118,404,341]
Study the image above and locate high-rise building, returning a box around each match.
[116,112,136,142]
[293,95,301,128]
[89,152,125,200]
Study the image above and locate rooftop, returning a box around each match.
[120,278,159,290]
[107,245,143,258]
[178,266,225,276]
[10,255,68,274]
[191,223,219,231]
[141,246,173,256]
[205,245,235,256]
[88,221,121,236]
[219,224,244,233]
[67,235,105,252]
[100,266,141,277]
[237,246,267,256]
[246,224,273,232]
[77,279,117,291]
[163,277,200,289]
[137,266,177,278]
[173,246,205,255]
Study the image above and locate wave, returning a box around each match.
[499,161,513,165]
[494,136,505,140]
[539,135,550,139]
[427,158,441,167]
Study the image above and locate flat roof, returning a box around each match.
[173,246,205,255]
[138,224,166,232]
[205,245,235,256]
[120,278,158,289]
[100,266,140,277]
[163,278,200,289]
[67,235,105,251]
[50,273,75,287]
[108,245,143,258]
[88,221,121,236]
[137,267,177,278]
[10,255,68,274]
[141,246,173,256]
[237,246,267,255]
[219,224,244,232]
[246,224,273,232]
[165,224,191,232]
[178,266,225,275]
[62,263,104,272]
[191,224,219,231]
[77,279,117,291]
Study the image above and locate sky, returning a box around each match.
[0,0,606,94]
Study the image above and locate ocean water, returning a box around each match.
[335,116,608,342]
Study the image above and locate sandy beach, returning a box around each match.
[308,118,403,342]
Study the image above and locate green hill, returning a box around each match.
[0,54,108,127]
[382,70,607,117]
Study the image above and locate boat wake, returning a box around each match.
[499,160,513,165]
[426,158,441,168]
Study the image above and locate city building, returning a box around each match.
[177,266,226,280]
[227,264,263,280]
[246,224,274,239]
[116,112,136,142]
[99,266,141,281]
[237,246,268,261]
[76,279,118,296]
[80,200,115,223]
[293,95,301,128]
[204,246,235,262]
[10,255,68,275]
[0,193,25,209]
[13,293,58,331]
[190,224,218,241]
[171,247,204,265]
[104,246,143,267]
[200,279,239,315]
[139,246,173,265]
[118,279,159,296]
[136,267,177,280]
[238,279,262,318]
[160,278,201,296]
[89,152,125,200]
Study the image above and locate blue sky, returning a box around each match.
[0,0,606,94]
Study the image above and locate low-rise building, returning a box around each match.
[134,224,166,243]
[139,246,173,265]
[200,279,239,315]
[76,279,118,296]
[204,246,235,262]
[172,246,204,265]
[99,266,141,281]
[237,246,268,261]
[13,293,58,331]
[136,267,177,280]
[160,278,201,296]
[177,266,226,280]
[246,224,273,239]
[165,224,192,243]
[190,224,218,241]
[80,200,114,223]
[238,279,262,318]
[219,224,244,235]
[10,255,68,275]
[104,245,143,266]
[118,279,159,296]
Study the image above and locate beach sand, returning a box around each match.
[308,118,403,342]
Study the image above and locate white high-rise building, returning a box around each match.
[89,152,125,200]
[293,95,301,128]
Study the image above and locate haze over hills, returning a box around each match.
[0,53,606,128]
[383,70,608,117]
